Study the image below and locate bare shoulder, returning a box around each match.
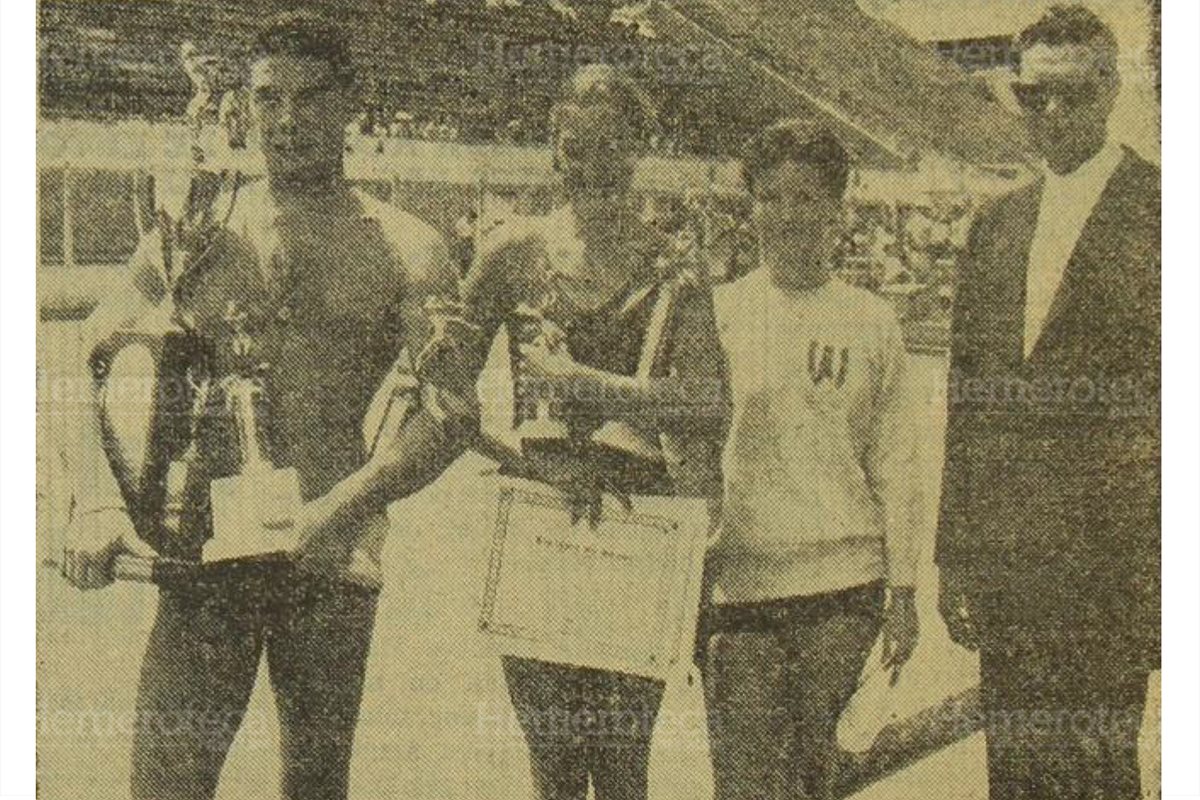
[465,213,550,297]
[356,190,455,294]
[476,213,548,265]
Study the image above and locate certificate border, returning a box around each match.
[477,479,697,677]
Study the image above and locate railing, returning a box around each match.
[36,118,746,321]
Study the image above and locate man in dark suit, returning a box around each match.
[935,6,1160,799]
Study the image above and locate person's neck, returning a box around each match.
[555,198,640,308]
[764,251,831,293]
[1047,137,1112,177]
[570,196,632,253]
[268,161,347,199]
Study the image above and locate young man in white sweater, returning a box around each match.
[699,121,922,800]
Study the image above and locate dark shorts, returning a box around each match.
[131,559,378,800]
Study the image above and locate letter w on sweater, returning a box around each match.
[712,273,923,604]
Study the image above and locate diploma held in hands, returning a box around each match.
[479,478,709,680]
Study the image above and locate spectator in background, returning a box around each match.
[451,208,477,278]
[928,205,953,253]
[868,222,895,266]
[876,235,906,285]
[392,110,415,138]
[353,110,373,135]
[503,117,526,145]
[181,42,221,133]
[218,86,249,150]
[945,203,972,251]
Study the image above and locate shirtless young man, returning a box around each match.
[61,14,471,799]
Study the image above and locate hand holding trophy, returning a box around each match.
[588,242,701,481]
[415,296,484,398]
[95,300,305,583]
[511,298,573,454]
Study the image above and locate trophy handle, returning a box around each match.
[635,278,683,381]
[91,328,210,553]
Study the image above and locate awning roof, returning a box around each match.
[646,0,1032,168]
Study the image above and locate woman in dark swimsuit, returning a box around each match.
[460,64,729,800]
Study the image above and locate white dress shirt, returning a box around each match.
[1023,142,1124,356]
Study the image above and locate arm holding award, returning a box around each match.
[476,261,729,678]
[275,263,484,577]
[454,66,730,689]
[54,20,491,800]
[455,178,727,800]
[62,174,479,586]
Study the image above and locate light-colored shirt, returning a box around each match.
[711,271,922,603]
[1024,142,1123,356]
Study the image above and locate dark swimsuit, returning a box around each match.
[502,268,674,497]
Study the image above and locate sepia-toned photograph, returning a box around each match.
[23,0,1173,798]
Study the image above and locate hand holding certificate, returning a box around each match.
[478,478,709,680]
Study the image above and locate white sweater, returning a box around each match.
[711,271,921,604]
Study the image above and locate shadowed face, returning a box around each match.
[1014,43,1119,175]
[249,54,351,182]
[553,100,638,201]
[752,161,843,290]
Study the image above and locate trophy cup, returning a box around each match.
[204,303,304,563]
[416,296,484,398]
[359,295,483,461]
[511,299,573,456]
[91,326,212,558]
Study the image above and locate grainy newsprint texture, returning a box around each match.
[37,1,1161,798]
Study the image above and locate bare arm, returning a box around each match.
[520,280,731,440]
[294,236,492,548]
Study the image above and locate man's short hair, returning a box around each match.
[250,12,355,86]
[1017,5,1119,72]
[741,120,850,198]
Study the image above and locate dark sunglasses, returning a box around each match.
[1012,81,1101,115]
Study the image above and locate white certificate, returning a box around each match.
[478,478,710,680]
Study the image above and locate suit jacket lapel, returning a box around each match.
[986,181,1041,371]
[1025,151,1133,366]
